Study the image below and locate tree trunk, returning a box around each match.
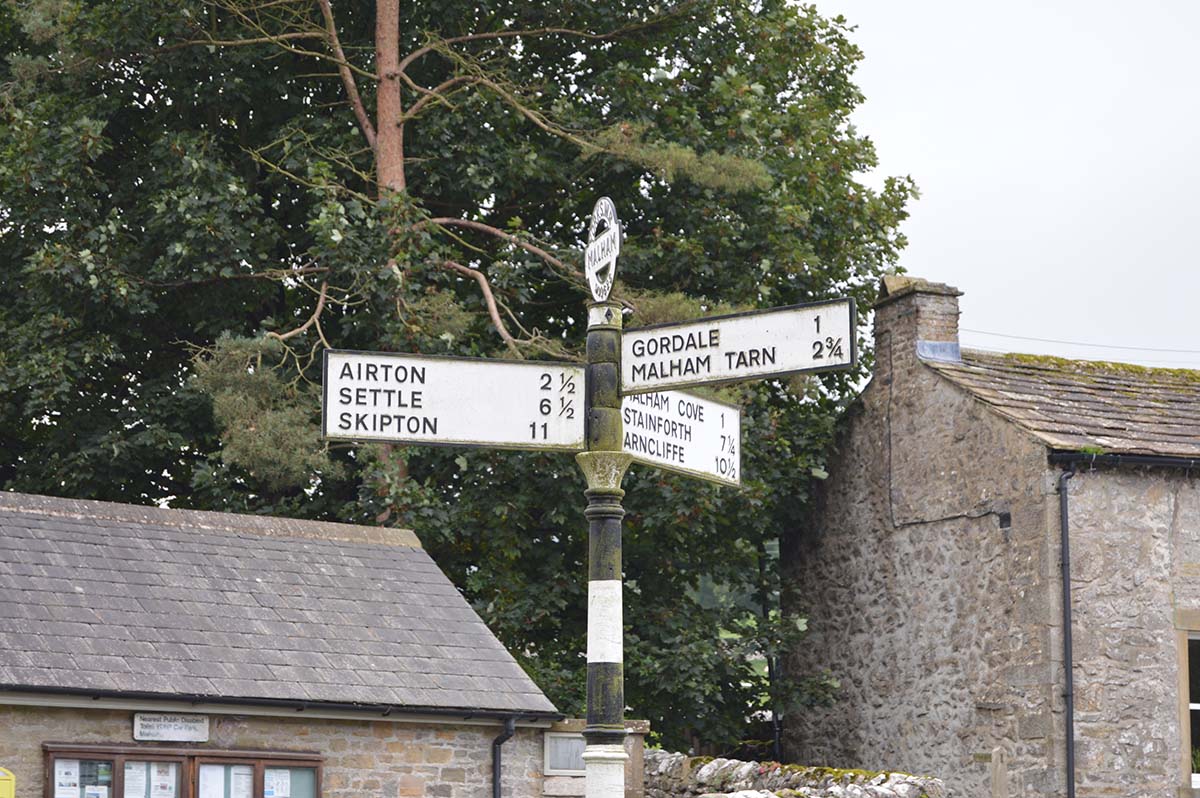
[375,0,405,193]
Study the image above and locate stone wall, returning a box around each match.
[0,703,545,797]
[643,750,945,798]
[782,283,1063,795]
[1065,468,1200,795]
[782,277,1200,796]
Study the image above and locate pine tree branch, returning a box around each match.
[426,218,582,280]
[395,13,679,78]
[401,75,480,120]
[441,260,521,356]
[160,30,326,51]
[317,0,376,150]
[266,280,331,345]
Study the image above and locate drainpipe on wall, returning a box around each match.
[1058,465,1077,798]
[492,716,516,798]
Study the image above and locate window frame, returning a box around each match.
[1176,609,1200,797]
[43,744,322,798]
[543,731,587,777]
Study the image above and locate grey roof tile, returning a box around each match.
[0,492,557,715]
[926,350,1200,459]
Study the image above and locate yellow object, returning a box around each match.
[0,766,14,798]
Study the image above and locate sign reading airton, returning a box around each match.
[323,350,585,450]
[621,298,856,394]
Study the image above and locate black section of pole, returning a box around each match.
[1058,466,1077,798]
[585,485,624,739]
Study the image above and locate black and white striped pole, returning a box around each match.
[576,198,630,798]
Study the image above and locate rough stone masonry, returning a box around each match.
[644,750,946,798]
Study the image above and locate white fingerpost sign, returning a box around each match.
[622,390,741,487]
[323,350,585,451]
[621,298,856,395]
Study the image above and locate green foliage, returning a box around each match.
[0,0,915,751]
[591,123,773,193]
[191,335,337,492]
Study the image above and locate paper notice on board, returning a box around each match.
[264,769,290,798]
[197,765,224,798]
[124,764,148,798]
[150,763,176,798]
[55,759,81,798]
[84,787,109,798]
[230,766,253,798]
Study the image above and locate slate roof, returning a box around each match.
[0,492,557,716]
[924,349,1200,459]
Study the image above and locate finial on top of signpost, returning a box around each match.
[586,197,620,303]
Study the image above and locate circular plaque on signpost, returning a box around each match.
[585,197,620,302]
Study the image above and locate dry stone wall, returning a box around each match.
[644,750,945,798]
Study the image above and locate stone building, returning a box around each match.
[784,276,1200,797]
[0,492,644,798]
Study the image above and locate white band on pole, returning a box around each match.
[587,579,623,664]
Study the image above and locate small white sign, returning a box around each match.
[585,197,620,302]
[133,713,210,742]
[621,298,856,394]
[323,351,586,451]
[623,390,741,486]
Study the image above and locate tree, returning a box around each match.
[0,0,914,751]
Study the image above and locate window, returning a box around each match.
[44,746,320,798]
[543,732,586,776]
[1177,610,1200,793]
[1191,637,1200,789]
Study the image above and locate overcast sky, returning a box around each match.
[814,0,1200,368]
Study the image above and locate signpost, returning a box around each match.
[323,350,584,451]
[320,198,857,798]
[622,299,856,395]
[622,390,741,487]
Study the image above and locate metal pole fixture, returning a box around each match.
[577,199,630,798]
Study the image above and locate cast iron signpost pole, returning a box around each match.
[577,199,630,798]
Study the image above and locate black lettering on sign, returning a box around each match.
[347,387,422,408]
[630,354,712,384]
[630,329,720,358]
[623,431,686,464]
[348,413,438,435]
[676,399,704,423]
[338,361,427,384]
[724,347,777,371]
[623,406,693,443]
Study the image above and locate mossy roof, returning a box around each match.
[924,349,1200,458]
